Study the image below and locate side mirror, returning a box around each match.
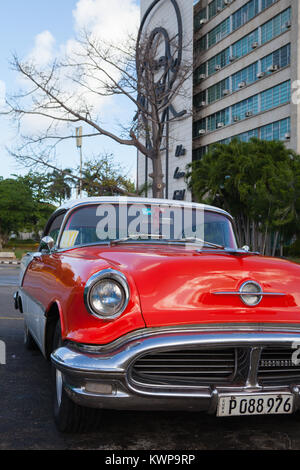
[40,236,55,253]
[242,245,250,252]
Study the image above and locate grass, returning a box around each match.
[14,248,36,259]
[2,242,39,259]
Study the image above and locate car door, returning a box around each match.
[21,210,66,352]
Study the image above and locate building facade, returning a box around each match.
[138,0,298,200]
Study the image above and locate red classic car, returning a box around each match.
[14,197,300,432]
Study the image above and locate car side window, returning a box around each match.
[45,212,66,244]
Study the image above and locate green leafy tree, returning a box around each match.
[14,174,57,239]
[19,171,51,202]
[0,177,36,248]
[79,154,135,197]
[47,169,74,204]
[186,138,300,256]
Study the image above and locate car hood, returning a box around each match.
[82,244,300,328]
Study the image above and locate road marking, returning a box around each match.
[0,285,19,287]
[0,317,23,320]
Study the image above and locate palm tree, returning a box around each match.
[47,169,74,204]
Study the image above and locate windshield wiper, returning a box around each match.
[110,235,225,249]
[111,234,166,245]
[178,238,225,249]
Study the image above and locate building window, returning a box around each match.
[260,118,290,141]
[232,0,259,31]
[231,29,259,59]
[194,63,207,85]
[214,118,290,145]
[261,0,277,10]
[207,109,230,131]
[194,90,207,109]
[260,81,291,112]
[238,129,259,142]
[194,7,207,32]
[261,44,291,74]
[207,48,230,75]
[231,62,258,92]
[193,147,207,161]
[208,0,226,19]
[193,119,206,138]
[218,137,232,145]
[193,84,290,137]
[194,35,207,53]
[231,95,259,121]
[207,17,230,47]
[207,78,230,104]
[261,8,291,44]
[219,129,258,144]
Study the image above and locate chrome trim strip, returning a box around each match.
[68,323,300,353]
[213,292,285,296]
[51,329,300,411]
[212,279,285,304]
[246,347,263,389]
[64,383,300,412]
[54,197,233,221]
[55,199,235,251]
[52,331,300,378]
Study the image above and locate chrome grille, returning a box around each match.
[131,348,236,386]
[258,348,300,384]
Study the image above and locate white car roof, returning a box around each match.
[55,196,233,220]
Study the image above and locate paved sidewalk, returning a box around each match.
[0,260,20,265]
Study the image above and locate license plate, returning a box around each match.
[217,394,294,417]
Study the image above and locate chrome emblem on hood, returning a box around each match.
[212,281,285,307]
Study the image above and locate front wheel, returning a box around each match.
[52,321,102,433]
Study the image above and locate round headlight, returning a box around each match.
[90,279,125,316]
[239,281,262,306]
[84,269,130,319]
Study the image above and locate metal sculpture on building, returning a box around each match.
[136,0,188,199]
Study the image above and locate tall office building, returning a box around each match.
[193,0,295,161]
[138,0,297,200]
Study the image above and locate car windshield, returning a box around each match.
[59,202,237,250]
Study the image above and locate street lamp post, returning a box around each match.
[75,126,83,198]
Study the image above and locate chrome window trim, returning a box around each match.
[84,268,130,321]
[53,197,233,220]
[54,199,236,252]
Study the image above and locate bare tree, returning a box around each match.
[4,27,192,198]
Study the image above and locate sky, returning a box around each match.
[0,0,140,182]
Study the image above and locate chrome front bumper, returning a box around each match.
[50,326,300,412]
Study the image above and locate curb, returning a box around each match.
[0,261,20,265]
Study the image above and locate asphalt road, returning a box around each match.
[1,265,300,450]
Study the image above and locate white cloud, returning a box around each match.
[28,30,56,66]
[0,80,6,108]
[72,0,140,43]
[24,0,140,114]
[18,0,140,177]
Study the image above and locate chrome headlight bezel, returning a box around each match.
[84,269,130,320]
